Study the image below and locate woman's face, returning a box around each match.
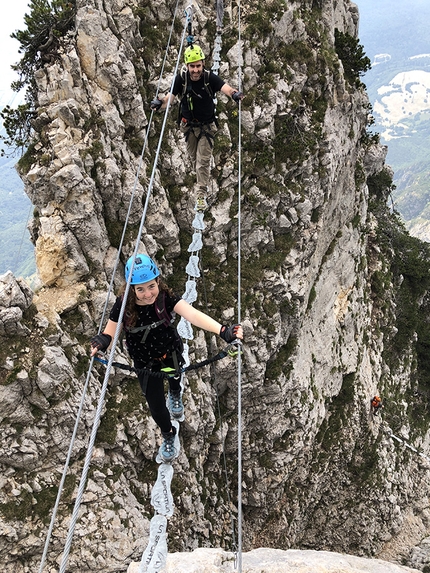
[134,279,159,305]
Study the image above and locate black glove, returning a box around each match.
[232,91,243,103]
[219,324,240,343]
[91,333,112,352]
[150,98,163,111]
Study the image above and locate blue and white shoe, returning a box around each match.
[156,421,180,464]
[159,428,177,463]
[168,389,184,420]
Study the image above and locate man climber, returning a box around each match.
[371,395,383,416]
[151,44,243,211]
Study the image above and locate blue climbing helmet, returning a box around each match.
[125,254,160,284]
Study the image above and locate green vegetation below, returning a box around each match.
[368,169,430,439]
[359,0,430,234]
[0,155,35,277]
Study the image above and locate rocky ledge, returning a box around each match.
[127,547,421,573]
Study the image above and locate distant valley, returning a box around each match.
[358,0,430,241]
[0,151,35,278]
[0,87,35,279]
[373,67,430,140]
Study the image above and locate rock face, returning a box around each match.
[2,0,430,572]
[0,271,33,336]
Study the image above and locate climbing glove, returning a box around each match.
[90,333,112,353]
[232,91,243,103]
[150,98,163,111]
[219,324,241,343]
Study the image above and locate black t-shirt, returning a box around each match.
[109,291,182,363]
[172,70,225,122]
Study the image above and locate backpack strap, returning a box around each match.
[203,69,214,99]
[177,65,188,125]
[154,290,176,327]
[184,122,216,148]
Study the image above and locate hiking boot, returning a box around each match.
[195,196,208,212]
[160,427,177,462]
[168,389,184,419]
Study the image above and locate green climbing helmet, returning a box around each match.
[125,254,160,284]
[184,45,205,64]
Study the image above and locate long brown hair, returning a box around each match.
[121,278,174,329]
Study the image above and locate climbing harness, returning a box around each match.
[94,341,240,378]
[182,118,217,148]
[128,319,173,344]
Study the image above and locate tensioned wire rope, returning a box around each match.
[196,1,244,567]
[235,0,244,569]
[198,252,239,558]
[192,0,243,561]
[35,4,190,572]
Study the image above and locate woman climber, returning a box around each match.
[151,44,243,211]
[90,254,243,462]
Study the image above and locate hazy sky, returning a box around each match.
[0,0,29,106]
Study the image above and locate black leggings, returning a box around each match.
[135,355,182,434]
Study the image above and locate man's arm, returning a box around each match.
[220,83,244,101]
[151,74,182,111]
[151,92,176,111]
[221,83,237,97]
[160,93,176,110]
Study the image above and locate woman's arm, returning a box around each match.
[174,299,243,339]
[90,319,122,356]
[103,319,121,338]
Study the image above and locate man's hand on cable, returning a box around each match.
[90,333,112,356]
[232,91,244,103]
[150,98,163,111]
[219,324,243,343]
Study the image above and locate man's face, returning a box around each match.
[187,61,204,81]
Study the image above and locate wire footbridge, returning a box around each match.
[36,1,245,572]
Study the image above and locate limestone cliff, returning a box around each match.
[2,1,430,572]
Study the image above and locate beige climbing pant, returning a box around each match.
[180,120,218,193]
